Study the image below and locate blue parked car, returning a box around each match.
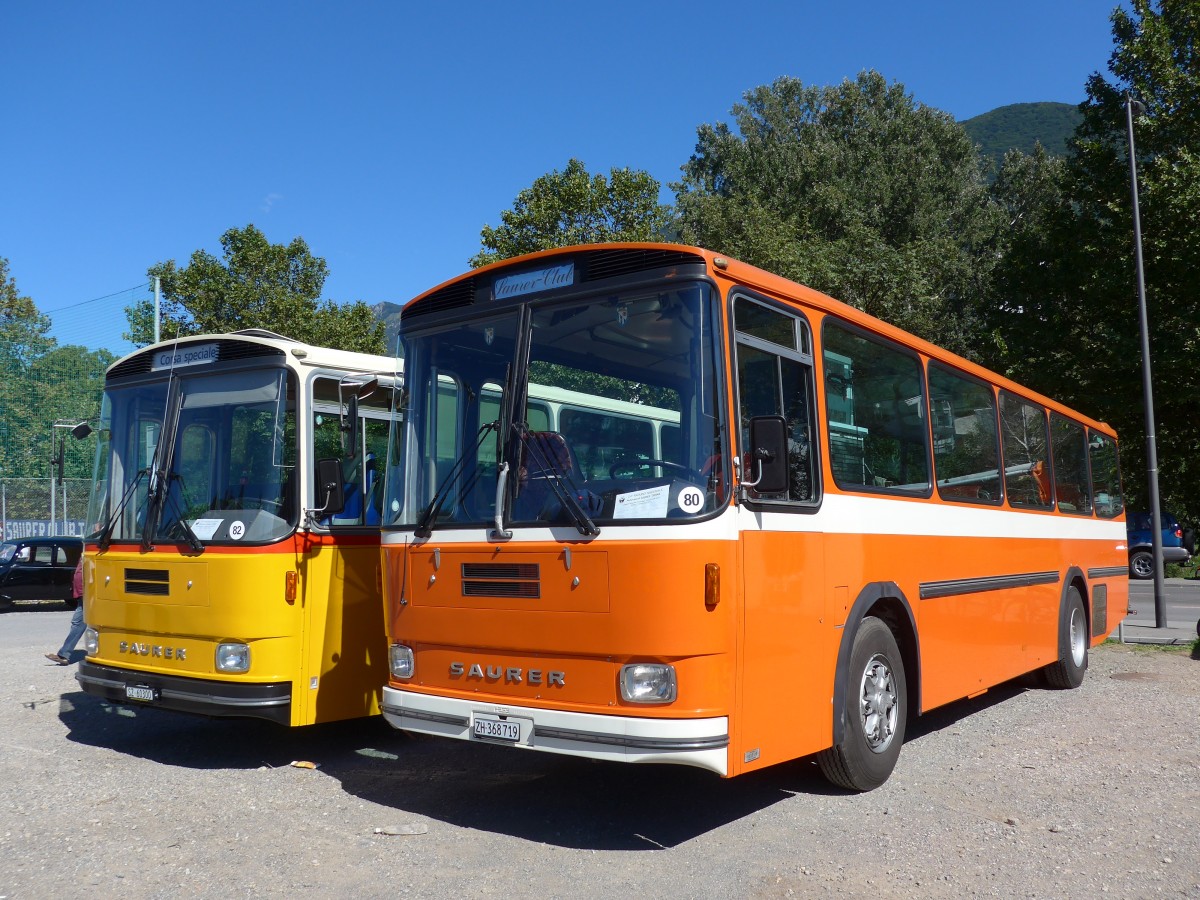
[1126,511,1194,579]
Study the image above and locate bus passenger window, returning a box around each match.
[999,393,1052,509]
[928,364,1001,504]
[1089,432,1123,518]
[1050,415,1092,515]
[822,321,929,494]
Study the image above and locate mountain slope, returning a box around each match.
[961,101,1082,170]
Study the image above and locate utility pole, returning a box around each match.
[1125,93,1167,629]
[154,275,162,344]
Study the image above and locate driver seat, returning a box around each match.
[513,431,579,522]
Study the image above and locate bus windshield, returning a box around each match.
[387,281,727,531]
[88,368,297,545]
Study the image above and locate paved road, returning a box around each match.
[1126,576,1200,633]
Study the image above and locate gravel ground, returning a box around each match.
[2,610,1198,899]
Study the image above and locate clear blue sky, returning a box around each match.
[3,1,1121,356]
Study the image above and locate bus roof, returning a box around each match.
[106,330,399,380]
[403,242,1114,437]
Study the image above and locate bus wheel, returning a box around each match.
[1044,586,1088,689]
[818,616,907,792]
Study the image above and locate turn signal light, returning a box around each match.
[285,571,297,604]
[705,563,720,610]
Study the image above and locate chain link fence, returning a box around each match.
[1,477,94,539]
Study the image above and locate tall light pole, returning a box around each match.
[51,421,94,537]
[1125,93,1167,629]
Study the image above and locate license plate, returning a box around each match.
[125,685,157,702]
[472,715,520,743]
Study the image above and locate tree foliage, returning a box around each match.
[1,256,53,368]
[126,224,385,354]
[470,159,675,267]
[1,257,112,481]
[985,0,1200,521]
[673,71,999,356]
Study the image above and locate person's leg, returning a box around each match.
[57,605,86,660]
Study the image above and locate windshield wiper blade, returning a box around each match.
[512,428,599,537]
[97,468,148,551]
[414,421,497,538]
[162,473,204,553]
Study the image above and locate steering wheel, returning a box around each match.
[609,457,700,480]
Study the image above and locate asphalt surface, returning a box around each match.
[1123,576,1200,644]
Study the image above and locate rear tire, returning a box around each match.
[817,616,907,792]
[1129,550,1153,579]
[1044,586,1088,689]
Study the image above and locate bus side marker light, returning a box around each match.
[620,664,677,703]
[216,643,250,673]
[285,571,297,604]
[390,644,415,679]
[705,563,720,610]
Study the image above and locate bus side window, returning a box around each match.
[1089,431,1123,518]
[928,363,1002,504]
[822,320,929,494]
[999,392,1052,510]
[1050,414,1092,515]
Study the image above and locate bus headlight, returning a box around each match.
[83,627,98,655]
[216,642,250,673]
[390,644,414,679]
[620,663,677,704]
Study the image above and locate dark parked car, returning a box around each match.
[0,536,84,610]
[1126,512,1194,579]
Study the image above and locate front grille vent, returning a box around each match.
[126,568,170,596]
[581,247,705,282]
[403,277,478,322]
[461,563,540,599]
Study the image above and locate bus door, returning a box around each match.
[302,373,394,723]
[730,294,828,767]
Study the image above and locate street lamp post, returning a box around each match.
[50,421,94,537]
[1125,93,1168,629]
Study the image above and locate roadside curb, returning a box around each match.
[1115,620,1197,646]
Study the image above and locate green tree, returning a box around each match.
[126,224,385,354]
[986,1,1200,521]
[470,159,675,267]
[673,72,1000,355]
[0,258,111,480]
[1,256,52,367]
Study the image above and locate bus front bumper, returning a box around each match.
[76,660,291,726]
[381,686,729,775]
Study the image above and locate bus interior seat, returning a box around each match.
[514,431,579,521]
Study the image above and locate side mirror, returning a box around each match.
[314,457,345,518]
[744,416,789,495]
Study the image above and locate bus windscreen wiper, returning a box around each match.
[161,473,205,553]
[413,421,497,539]
[97,468,148,551]
[512,427,599,537]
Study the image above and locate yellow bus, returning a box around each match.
[76,330,399,726]
[378,243,1127,790]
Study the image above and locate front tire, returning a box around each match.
[817,616,907,792]
[1044,586,1088,689]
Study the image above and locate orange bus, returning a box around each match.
[378,244,1127,790]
